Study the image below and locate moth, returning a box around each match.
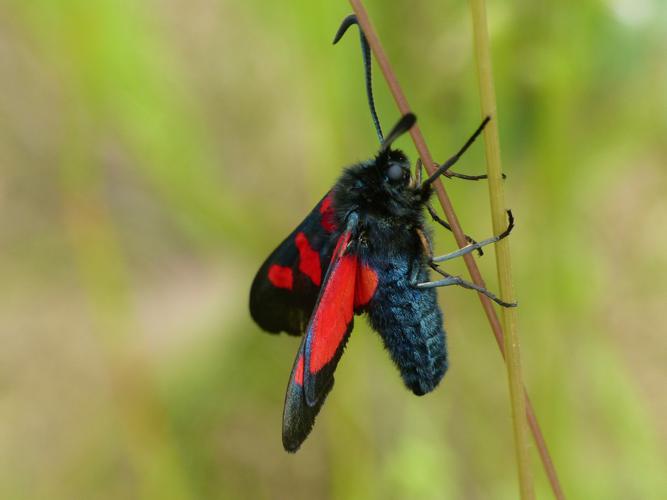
[249,15,514,452]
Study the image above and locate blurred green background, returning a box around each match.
[1,0,666,498]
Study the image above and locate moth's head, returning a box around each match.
[373,113,417,192]
[374,148,412,192]
[334,149,414,220]
[333,113,421,219]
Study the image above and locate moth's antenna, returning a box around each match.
[381,113,416,152]
[334,14,384,143]
[421,116,490,190]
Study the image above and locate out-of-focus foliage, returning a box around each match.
[1,0,665,498]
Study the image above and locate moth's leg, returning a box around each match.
[409,262,421,286]
[415,158,422,185]
[426,203,483,256]
[421,117,491,188]
[416,228,432,258]
[409,228,432,285]
[446,170,506,181]
[420,264,517,308]
[431,210,514,264]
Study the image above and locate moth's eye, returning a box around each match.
[387,164,404,182]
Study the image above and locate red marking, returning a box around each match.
[268,265,293,290]
[355,263,378,308]
[308,231,356,373]
[294,354,304,386]
[319,194,336,233]
[295,232,322,286]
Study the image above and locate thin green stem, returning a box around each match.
[468,0,533,497]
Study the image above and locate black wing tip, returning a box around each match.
[283,438,301,453]
[282,435,305,453]
[282,411,312,453]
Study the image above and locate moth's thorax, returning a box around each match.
[331,148,429,253]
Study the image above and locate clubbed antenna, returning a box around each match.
[380,113,416,152]
[333,14,384,142]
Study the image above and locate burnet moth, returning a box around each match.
[249,15,515,452]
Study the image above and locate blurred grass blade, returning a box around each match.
[468,0,535,497]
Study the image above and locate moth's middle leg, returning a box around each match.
[431,210,514,264]
[408,228,433,286]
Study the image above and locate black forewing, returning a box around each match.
[282,338,333,452]
[249,192,338,335]
[282,214,359,452]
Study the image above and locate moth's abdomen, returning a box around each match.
[365,256,447,395]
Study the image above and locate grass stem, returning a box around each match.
[468,0,534,497]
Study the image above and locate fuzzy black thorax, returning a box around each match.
[332,149,431,234]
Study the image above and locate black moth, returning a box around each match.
[249,15,515,452]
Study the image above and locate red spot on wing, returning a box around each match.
[355,263,378,308]
[294,354,304,386]
[295,232,322,286]
[308,235,356,374]
[268,265,293,290]
[319,194,336,233]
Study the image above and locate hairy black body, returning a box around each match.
[249,13,517,453]
[333,148,447,395]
